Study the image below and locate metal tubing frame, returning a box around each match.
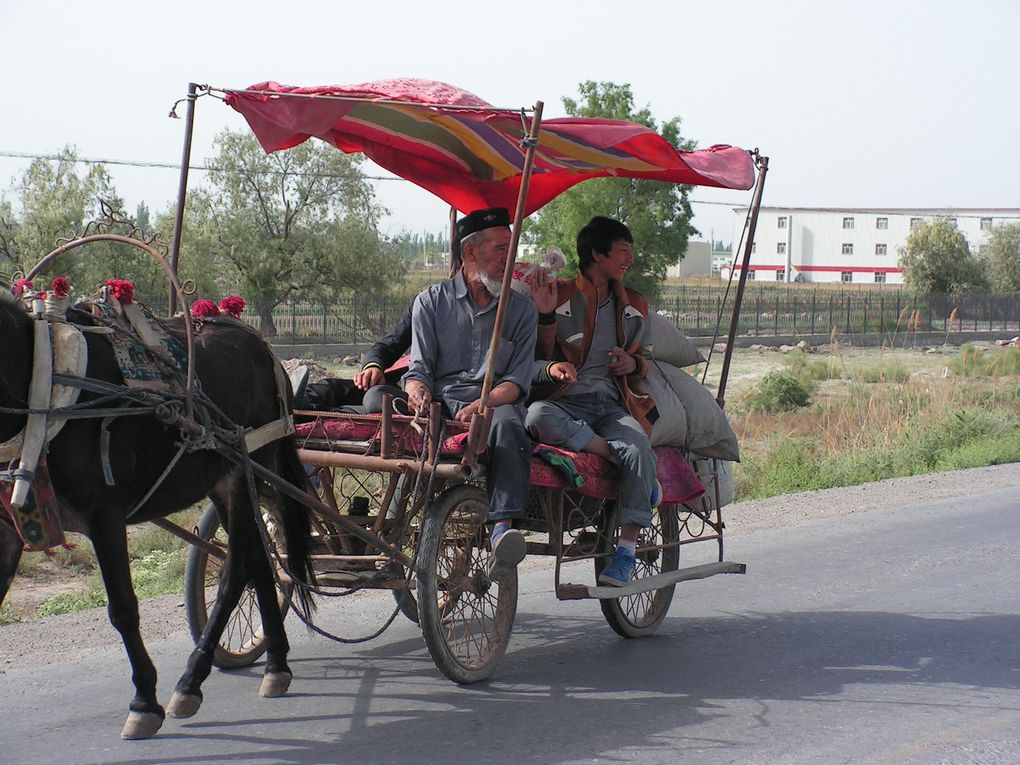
[715,152,769,409]
[168,82,198,315]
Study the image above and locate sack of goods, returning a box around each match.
[637,314,738,507]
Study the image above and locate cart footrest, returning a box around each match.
[556,560,746,600]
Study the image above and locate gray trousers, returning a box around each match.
[525,395,656,527]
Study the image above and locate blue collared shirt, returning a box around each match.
[406,272,538,414]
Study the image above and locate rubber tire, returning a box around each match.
[417,484,517,684]
[596,502,681,638]
[183,502,292,669]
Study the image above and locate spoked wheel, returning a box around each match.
[417,484,517,684]
[596,502,680,638]
[183,501,292,669]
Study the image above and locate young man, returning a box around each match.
[527,216,659,586]
[403,208,538,582]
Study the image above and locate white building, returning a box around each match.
[723,207,1020,285]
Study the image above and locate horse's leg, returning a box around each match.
[88,510,164,740]
[168,476,295,711]
[0,516,24,608]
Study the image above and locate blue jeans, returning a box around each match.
[526,395,656,527]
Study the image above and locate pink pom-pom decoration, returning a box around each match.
[50,277,71,297]
[190,299,220,318]
[13,278,34,297]
[218,295,246,318]
[105,279,135,306]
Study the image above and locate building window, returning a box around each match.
[875,243,887,255]
[841,271,853,283]
[842,243,854,255]
[981,217,993,230]
[778,216,788,229]
[874,272,886,284]
[910,217,922,229]
[777,242,787,254]
[776,269,786,281]
[842,217,855,229]
[876,217,888,229]
[746,270,756,281]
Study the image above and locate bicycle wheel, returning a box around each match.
[417,484,517,684]
[183,501,292,669]
[596,502,680,638]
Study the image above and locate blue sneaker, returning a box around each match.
[599,547,637,587]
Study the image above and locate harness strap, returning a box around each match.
[10,311,53,509]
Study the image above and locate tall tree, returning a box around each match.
[524,81,698,297]
[176,130,405,335]
[899,218,985,293]
[977,223,1020,293]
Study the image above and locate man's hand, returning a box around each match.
[531,268,558,314]
[404,379,432,414]
[549,361,577,383]
[354,365,385,391]
[454,398,483,423]
[608,346,637,376]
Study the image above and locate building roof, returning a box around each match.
[732,205,1020,216]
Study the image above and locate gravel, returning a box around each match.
[3,462,1019,673]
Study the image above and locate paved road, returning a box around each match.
[3,485,1019,765]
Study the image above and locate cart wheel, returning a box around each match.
[417,484,517,684]
[183,501,293,669]
[596,502,680,638]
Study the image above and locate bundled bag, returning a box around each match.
[689,457,736,510]
[648,312,705,368]
[511,246,568,294]
[638,360,740,461]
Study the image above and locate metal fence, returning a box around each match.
[250,287,1020,344]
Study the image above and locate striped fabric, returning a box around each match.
[225,78,755,215]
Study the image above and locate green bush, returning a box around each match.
[950,345,1020,377]
[853,361,910,384]
[747,371,812,413]
[784,350,842,382]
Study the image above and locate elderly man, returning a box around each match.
[403,208,538,582]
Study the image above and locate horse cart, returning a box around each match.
[0,78,768,737]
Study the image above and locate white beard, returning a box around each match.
[479,273,503,299]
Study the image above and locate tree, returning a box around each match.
[899,218,985,293]
[174,130,406,335]
[523,81,698,298]
[977,223,1020,293]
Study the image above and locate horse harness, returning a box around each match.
[0,294,294,551]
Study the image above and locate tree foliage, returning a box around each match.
[523,81,698,298]
[0,148,164,300]
[173,130,406,334]
[977,223,1020,293]
[899,218,985,293]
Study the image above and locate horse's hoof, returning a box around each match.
[166,691,202,719]
[259,671,293,698]
[121,711,164,740]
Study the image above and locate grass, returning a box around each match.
[2,507,202,622]
[733,343,1020,499]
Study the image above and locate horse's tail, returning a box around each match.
[276,435,317,618]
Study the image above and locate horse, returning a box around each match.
[0,293,315,739]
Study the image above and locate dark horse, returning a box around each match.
[0,293,315,739]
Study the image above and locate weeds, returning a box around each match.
[745,371,812,413]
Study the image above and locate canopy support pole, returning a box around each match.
[168,82,198,315]
[462,100,544,467]
[715,151,769,410]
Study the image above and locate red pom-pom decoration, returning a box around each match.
[50,277,71,297]
[13,278,34,297]
[190,299,220,318]
[105,279,135,306]
[218,295,245,318]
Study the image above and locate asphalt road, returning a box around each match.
[3,483,1019,765]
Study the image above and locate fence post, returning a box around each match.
[322,296,328,345]
[863,291,869,336]
[774,290,779,336]
[811,291,816,336]
[695,291,701,336]
[879,294,885,337]
[845,294,851,333]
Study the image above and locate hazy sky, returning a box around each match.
[3,0,1018,249]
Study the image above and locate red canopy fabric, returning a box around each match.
[225,78,755,215]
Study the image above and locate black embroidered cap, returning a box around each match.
[456,207,511,240]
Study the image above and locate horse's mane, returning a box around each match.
[0,292,31,329]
